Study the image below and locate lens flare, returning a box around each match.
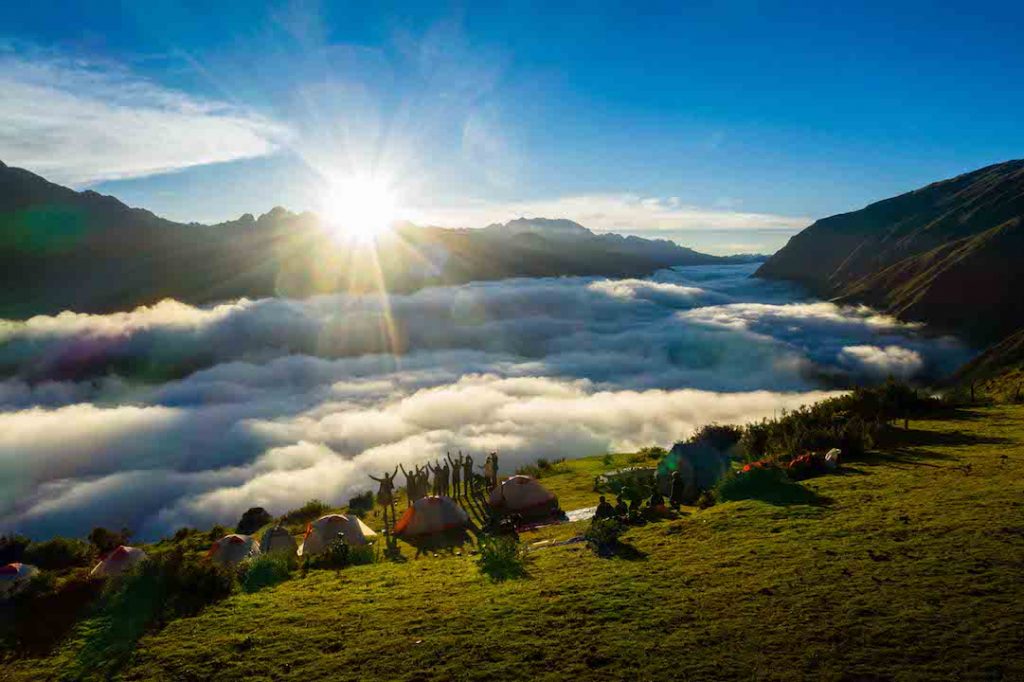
[319,175,397,243]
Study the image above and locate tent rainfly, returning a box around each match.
[488,475,559,517]
[207,534,260,565]
[90,545,147,578]
[394,496,469,538]
[260,526,298,556]
[298,514,377,556]
[0,562,40,598]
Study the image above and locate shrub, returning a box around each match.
[235,507,273,535]
[347,543,379,566]
[207,524,228,541]
[476,535,528,582]
[696,490,716,509]
[72,549,234,676]
[602,454,614,466]
[515,463,542,478]
[716,465,789,502]
[690,424,743,451]
[23,537,92,570]
[314,536,351,569]
[238,553,293,593]
[281,499,332,527]
[736,381,935,460]
[347,491,374,517]
[584,518,624,556]
[88,527,132,555]
[0,534,30,564]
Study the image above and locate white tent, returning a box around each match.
[488,475,559,516]
[260,526,298,556]
[207,534,260,566]
[90,545,147,578]
[298,514,377,556]
[0,562,40,598]
[394,496,469,538]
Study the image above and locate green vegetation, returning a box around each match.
[4,404,1024,680]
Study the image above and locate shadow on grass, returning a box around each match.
[886,426,1011,449]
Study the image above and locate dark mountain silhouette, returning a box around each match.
[0,161,759,318]
[755,158,1024,382]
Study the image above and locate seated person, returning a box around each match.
[594,495,616,520]
[614,495,629,517]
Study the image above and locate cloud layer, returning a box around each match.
[0,50,289,185]
[0,264,969,539]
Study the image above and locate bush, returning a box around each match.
[88,527,132,555]
[584,518,625,556]
[0,534,30,564]
[696,490,716,509]
[207,524,228,541]
[235,507,273,535]
[715,465,825,506]
[347,491,374,517]
[737,380,935,460]
[690,424,743,451]
[23,537,92,570]
[476,535,528,582]
[314,536,351,569]
[238,553,293,593]
[281,499,331,527]
[72,548,235,676]
[347,543,378,566]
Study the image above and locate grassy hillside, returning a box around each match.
[6,406,1024,681]
[755,159,1024,352]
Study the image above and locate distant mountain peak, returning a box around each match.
[486,217,593,237]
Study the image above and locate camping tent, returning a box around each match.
[394,496,469,538]
[207,534,260,565]
[90,545,147,578]
[298,514,377,556]
[0,562,40,598]
[488,475,559,518]
[658,441,731,502]
[260,526,298,556]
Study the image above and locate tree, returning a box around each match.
[235,507,273,535]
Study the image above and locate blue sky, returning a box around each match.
[2,1,1023,253]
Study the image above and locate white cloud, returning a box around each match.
[0,264,970,539]
[0,51,290,185]
[406,193,811,233]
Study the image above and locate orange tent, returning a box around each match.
[207,534,260,565]
[394,496,469,538]
[0,562,39,598]
[90,545,147,577]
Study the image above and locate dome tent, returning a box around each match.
[298,514,377,556]
[657,441,731,503]
[0,562,39,599]
[90,545,147,578]
[260,526,298,556]
[207,534,260,566]
[488,475,559,518]
[394,496,469,538]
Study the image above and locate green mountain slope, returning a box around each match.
[756,159,1024,345]
[756,159,1024,387]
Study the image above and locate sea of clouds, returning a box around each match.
[0,264,969,539]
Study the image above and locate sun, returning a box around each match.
[319,175,398,244]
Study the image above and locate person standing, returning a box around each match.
[447,452,463,498]
[462,453,474,495]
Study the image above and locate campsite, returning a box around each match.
[2,387,1023,680]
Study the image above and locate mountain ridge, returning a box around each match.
[0,162,760,318]
[755,158,1024,385]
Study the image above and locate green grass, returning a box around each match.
[6,406,1024,680]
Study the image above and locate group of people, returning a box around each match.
[594,470,688,521]
[370,451,502,511]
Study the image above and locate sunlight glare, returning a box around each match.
[319,176,398,243]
